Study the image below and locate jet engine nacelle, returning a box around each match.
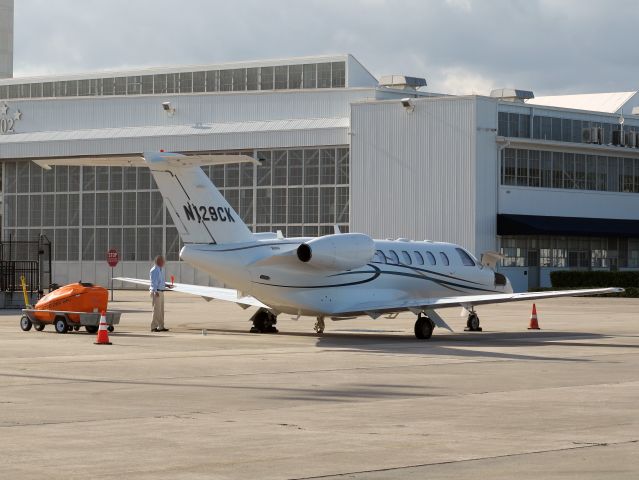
[296,233,375,271]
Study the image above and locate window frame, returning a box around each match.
[455,247,476,266]
[387,250,400,264]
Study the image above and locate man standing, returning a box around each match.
[150,255,170,332]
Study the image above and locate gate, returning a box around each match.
[0,235,52,308]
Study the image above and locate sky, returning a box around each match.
[12,0,639,96]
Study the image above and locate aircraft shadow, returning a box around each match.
[182,326,610,363]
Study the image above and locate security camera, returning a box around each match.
[162,101,175,116]
[400,98,415,113]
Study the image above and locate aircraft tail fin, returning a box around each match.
[144,152,255,245]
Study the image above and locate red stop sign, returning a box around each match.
[107,248,119,268]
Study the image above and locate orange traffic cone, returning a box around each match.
[528,304,540,330]
[94,311,112,345]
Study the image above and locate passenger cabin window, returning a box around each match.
[401,251,412,265]
[439,252,450,266]
[373,250,386,263]
[425,251,437,266]
[387,250,400,264]
[456,248,476,266]
[414,251,424,265]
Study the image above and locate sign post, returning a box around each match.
[107,248,119,301]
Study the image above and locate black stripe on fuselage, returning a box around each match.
[253,265,498,294]
[253,264,382,289]
[331,262,489,289]
[334,267,498,293]
[190,241,302,253]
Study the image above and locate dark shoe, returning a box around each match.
[151,328,159,332]
[157,328,169,332]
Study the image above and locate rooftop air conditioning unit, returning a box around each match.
[582,127,593,143]
[612,130,624,146]
[591,126,603,145]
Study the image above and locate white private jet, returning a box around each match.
[36,152,622,339]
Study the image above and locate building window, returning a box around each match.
[500,235,639,269]
[501,148,639,194]
[317,63,332,88]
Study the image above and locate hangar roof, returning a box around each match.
[526,91,638,114]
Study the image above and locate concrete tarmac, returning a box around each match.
[1,292,638,479]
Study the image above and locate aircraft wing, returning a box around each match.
[114,277,269,309]
[336,287,624,317]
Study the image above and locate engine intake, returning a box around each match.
[296,233,375,271]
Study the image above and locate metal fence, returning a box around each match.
[0,235,52,308]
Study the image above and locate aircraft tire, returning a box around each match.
[467,313,481,332]
[414,316,434,340]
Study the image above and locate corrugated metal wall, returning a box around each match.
[474,97,499,255]
[0,88,374,134]
[351,95,499,257]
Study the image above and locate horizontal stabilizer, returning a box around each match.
[34,153,258,170]
[114,277,269,309]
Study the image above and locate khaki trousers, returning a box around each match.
[151,291,165,330]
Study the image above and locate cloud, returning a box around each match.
[11,0,639,95]
[445,0,472,12]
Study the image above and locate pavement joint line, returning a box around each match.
[288,439,639,479]
[0,410,216,429]
[2,350,638,385]
[2,379,638,430]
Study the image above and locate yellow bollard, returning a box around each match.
[20,275,31,308]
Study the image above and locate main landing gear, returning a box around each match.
[414,314,435,340]
[314,317,325,335]
[465,310,482,332]
[250,308,278,334]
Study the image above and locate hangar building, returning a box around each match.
[0,6,638,291]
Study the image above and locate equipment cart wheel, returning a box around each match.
[54,316,68,334]
[20,316,33,332]
[85,325,98,334]
[73,325,80,332]
[34,323,45,331]
[107,325,114,333]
